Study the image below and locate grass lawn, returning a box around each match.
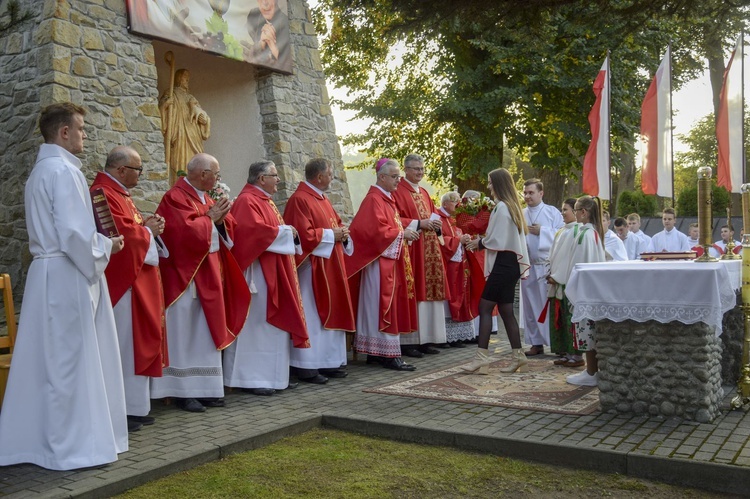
[118,428,729,498]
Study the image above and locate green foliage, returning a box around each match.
[0,0,32,34]
[204,12,243,60]
[617,190,658,217]
[676,183,730,216]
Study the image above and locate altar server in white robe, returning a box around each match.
[0,102,127,470]
[224,160,310,396]
[602,211,628,261]
[648,208,691,253]
[521,178,563,355]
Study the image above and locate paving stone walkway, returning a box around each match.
[2,339,750,498]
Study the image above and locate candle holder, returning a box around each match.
[731,233,750,409]
[723,206,741,260]
[695,167,718,262]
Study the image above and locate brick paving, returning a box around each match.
[2,338,750,497]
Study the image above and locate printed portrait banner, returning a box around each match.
[126,0,292,74]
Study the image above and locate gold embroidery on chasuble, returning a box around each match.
[127,197,144,225]
[409,190,445,301]
[268,198,307,328]
[393,209,414,299]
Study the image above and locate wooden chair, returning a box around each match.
[0,274,18,410]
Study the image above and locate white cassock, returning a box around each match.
[633,230,651,258]
[223,226,298,390]
[709,240,742,258]
[604,229,628,261]
[291,232,353,370]
[620,233,640,260]
[648,229,691,253]
[150,191,230,400]
[522,202,563,346]
[354,234,405,357]
[0,144,127,470]
[113,234,167,417]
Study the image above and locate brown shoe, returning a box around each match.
[553,358,569,365]
[524,345,544,357]
[564,359,585,368]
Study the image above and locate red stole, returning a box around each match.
[436,210,482,323]
[156,179,250,350]
[391,181,449,302]
[347,186,417,335]
[91,173,167,376]
[230,184,309,348]
[283,183,355,332]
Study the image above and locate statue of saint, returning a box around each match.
[159,69,211,184]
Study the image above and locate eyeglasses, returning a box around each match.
[262,173,280,178]
[122,165,143,175]
[381,173,400,179]
[406,167,425,172]
[203,169,221,180]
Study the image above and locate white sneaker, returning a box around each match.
[566,370,598,387]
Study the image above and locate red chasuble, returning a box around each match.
[346,186,417,335]
[436,210,484,323]
[230,184,310,348]
[283,182,355,332]
[391,181,449,302]
[156,179,250,350]
[91,173,167,377]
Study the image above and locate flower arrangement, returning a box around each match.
[208,181,231,202]
[455,194,495,235]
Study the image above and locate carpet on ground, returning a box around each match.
[364,357,600,415]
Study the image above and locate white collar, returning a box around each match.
[374,184,392,198]
[183,177,206,203]
[37,143,82,169]
[304,180,325,197]
[103,171,129,193]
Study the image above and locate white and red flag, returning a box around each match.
[716,35,744,193]
[641,47,673,198]
[582,56,611,200]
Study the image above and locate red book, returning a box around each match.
[90,187,120,237]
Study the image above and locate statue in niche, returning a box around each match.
[159,68,211,185]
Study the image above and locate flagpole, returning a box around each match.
[669,43,675,207]
[742,30,746,186]
[607,51,612,206]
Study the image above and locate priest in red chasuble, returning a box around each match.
[223,160,309,396]
[346,158,419,371]
[91,146,168,430]
[436,192,484,345]
[283,158,355,384]
[391,154,450,357]
[151,153,250,413]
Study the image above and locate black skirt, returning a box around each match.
[481,251,521,304]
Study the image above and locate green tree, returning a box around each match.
[617,190,658,217]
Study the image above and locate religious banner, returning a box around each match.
[640,47,673,198]
[125,0,292,74]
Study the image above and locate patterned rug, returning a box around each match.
[364,356,600,415]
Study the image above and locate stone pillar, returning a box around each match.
[257,0,352,219]
[596,319,724,423]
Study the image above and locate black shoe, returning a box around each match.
[366,355,384,364]
[320,369,348,378]
[285,382,299,390]
[128,415,155,425]
[382,357,416,371]
[402,348,424,358]
[300,374,329,384]
[449,341,466,348]
[435,343,451,349]
[417,345,440,355]
[127,420,143,432]
[175,398,206,413]
[490,330,498,335]
[197,398,225,408]
[243,388,276,396]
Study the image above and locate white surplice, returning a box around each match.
[648,228,691,253]
[522,202,563,346]
[223,227,298,390]
[0,144,127,470]
[604,229,629,261]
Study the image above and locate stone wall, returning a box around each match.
[596,319,724,423]
[0,0,351,310]
[258,0,352,218]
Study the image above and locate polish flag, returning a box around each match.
[717,35,744,193]
[641,47,673,198]
[582,56,610,200]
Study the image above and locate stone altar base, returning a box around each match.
[596,319,724,423]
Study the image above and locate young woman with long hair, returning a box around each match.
[463,168,530,374]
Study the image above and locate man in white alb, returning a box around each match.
[648,208,691,252]
[614,217,639,260]
[521,179,563,356]
[602,211,628,261]
[627,213,651,258]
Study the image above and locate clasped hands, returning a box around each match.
[419,218,441,232]
[333,226,350,242]
[207,197,232,224]
[144,214,166,236]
